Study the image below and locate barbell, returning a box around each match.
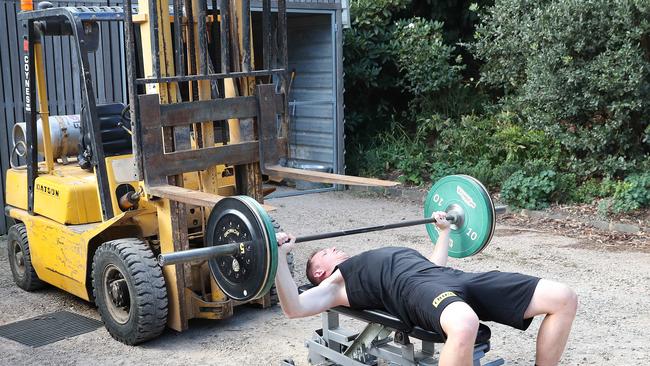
[158,175,500,302]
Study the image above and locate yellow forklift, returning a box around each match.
[5,0,396,345]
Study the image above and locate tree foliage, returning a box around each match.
[344,0,650,212]
[473,0,650,177]
[343,0,411,144]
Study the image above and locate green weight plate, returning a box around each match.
[460,175,496,255]
[424,175,494,258]
[238,195,278,299]
[206,197,273,301]
[237,197,273,300]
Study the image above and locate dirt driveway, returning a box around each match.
[1,190,649,365]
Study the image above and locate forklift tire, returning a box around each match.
[92,238,168,345]
[7,223,46,291]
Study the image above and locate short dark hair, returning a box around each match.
[305,249,321,285]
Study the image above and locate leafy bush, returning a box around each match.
[343,0,411,144]
[357,111,564,189]
[574,177,618,203]
[500,170,558,209]
[344,0,650,214]
[432,112,562,187]
[473,0,650,178]
[343,1,482,149]
[357,118,437,185]
[391,19,465,115]
[609,173,650,212]
[392,19,463,95]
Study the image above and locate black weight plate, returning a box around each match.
[205,197,270,301]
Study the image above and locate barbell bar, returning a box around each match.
[159,242,245,266]
[157,174,500,301]
[158,213,461,266]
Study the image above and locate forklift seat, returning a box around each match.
[79,102,132,169]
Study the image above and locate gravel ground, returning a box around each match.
[1,190,649,365]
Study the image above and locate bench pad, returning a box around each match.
[297,284,491,344]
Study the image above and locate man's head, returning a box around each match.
[306,247,350,285]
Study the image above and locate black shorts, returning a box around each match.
[405,269,540,338]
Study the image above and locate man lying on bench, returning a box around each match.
[273,212,578,366]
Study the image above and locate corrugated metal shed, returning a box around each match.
[287,13,337,169]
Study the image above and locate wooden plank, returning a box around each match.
[138,94,166,186]
[154,141,260,177]
[218,0,231,73]
[263,165,400,187]
[256,84,280,169]
[170,200,189,330]
[1,2,16,159]
[160,96,259,127]
[156,199,187,332]
[148,184,276,211]
[117,23,127,103]
[140,95,286,181]
[262,0,271,69]
[90,42,104,104]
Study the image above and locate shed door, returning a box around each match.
[287,13,337,173]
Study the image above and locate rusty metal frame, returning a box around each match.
[138,87,285,188]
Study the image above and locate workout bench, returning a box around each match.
[287,285,505,366]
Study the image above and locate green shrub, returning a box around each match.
[554,173,579,203]
[433,112,562,187]
[473,0,650,178]
[343,0,412,146]
[345,0,650,208]
[574,177,618,203]
[343,0,485,159]
[574,179,604,203]
[392,19,463,95]
[358,111,564,189]
[391,19,465,116]
[501,170,558,209]
[611,173,650,212]
[357,118,437,185]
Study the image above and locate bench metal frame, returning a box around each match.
[303,309,505,366]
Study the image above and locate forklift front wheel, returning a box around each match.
[92,238,168,345]
[7,223,46,291]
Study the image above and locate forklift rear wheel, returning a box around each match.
[92,238,168,345]
[7,223,46,291]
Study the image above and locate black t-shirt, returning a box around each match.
[336,246,450,325]
[336,247,542,333]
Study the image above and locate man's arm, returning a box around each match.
[274,233,346,318]
[428,211,451,266]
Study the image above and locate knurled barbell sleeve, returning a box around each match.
[158,242,244,266]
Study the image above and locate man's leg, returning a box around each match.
[524,279,578,366]
[439,302,479,366]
